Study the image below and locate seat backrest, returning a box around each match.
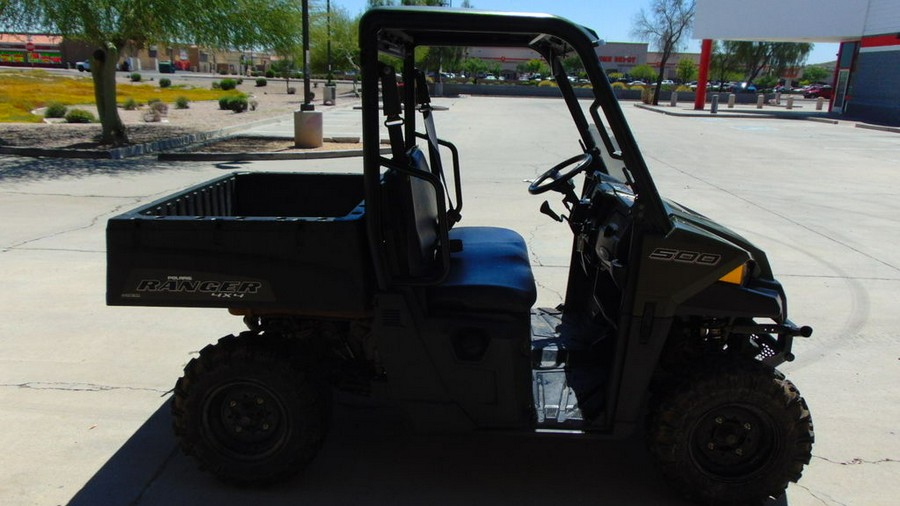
[381,146,441,279]
[403,146,440,276]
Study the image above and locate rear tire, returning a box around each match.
[172,332,329,485]
[648,360,814,505]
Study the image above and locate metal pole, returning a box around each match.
[694,39,712,110]
[327,0,333,85]
[301,0,314,111]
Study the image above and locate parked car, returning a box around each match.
[804,84,833,99]
[75,60,90,72]
[726,81,757,93]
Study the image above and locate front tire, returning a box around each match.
[172,332,329,485]
[648,360,814,505]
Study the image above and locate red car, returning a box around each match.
[804,84,833,99]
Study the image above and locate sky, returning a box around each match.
[333,0,840,64]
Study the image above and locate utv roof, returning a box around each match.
[359,7,602,54]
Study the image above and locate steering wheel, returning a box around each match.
[528,153,593,195]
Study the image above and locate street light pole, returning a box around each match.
[327,0,333,85]
[301,0,314,111]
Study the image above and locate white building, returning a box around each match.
[695,0,900,124]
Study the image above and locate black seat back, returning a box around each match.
[403,146,440,276]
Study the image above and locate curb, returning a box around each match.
[855,123,900,134]
[0,146,111,159]
[159,146,391,162]
[807,117,840,125]
[634,103,832,121]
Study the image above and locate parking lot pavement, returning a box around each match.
[1,96,898,506]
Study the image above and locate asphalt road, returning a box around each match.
[1,96,898,506]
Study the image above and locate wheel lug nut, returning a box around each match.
[235,426,242,433]
[262,423,270,430]
[229,400,237,408]
[707,443,715,450]
[256,398,264,405]
[744,423,752,430]
[735,448,744,456]
[715,417,724,424]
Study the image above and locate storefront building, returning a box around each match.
[695,0,900,125]
[465,42,653,78]
[1,34,64,67]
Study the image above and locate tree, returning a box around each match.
[366,0,472,81]
[711,41,743,86]
[518,58,550,78]
[630,64,658,83]
[631,0,695,104]
[676,58,696,83]
[563,54,585,78]
[0,0,303,145]
[729,41,813,84]
[463,57,488,81]
[368,0,451,5]
[310,4,360,76]
[802,65,831,83]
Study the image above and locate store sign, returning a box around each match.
[0,51,26,63]
[599,55,638,64]
[29,52,62,64]
[0,50,62,64]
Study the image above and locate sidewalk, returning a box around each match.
[635,100,900,133]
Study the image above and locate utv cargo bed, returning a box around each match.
[106,172,372,315]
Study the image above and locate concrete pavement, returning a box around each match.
[1,96,899,505]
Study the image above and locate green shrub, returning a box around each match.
[122,97,139,110]
[44,102,67,118]
[130,72,142,82]
[676,85,693,93]
[175,96,190,109]
[218,95,249,113]
[65,109,95,123]
[236,78,244,85]
[211,81,221,90]
[537,80,557,87]
[220,78,237,91]
[159,78,172,88]
[611,82,627,90]
[265,69,275,78]
[256,78,268,87]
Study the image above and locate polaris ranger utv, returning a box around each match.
[106,7,814,504]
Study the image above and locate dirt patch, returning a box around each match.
[0,74,361,154]
[194,137,363,153]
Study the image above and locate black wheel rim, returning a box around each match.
[202,380,290,461]
[689,403,781,481]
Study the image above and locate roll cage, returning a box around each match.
[359,7,673,289]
